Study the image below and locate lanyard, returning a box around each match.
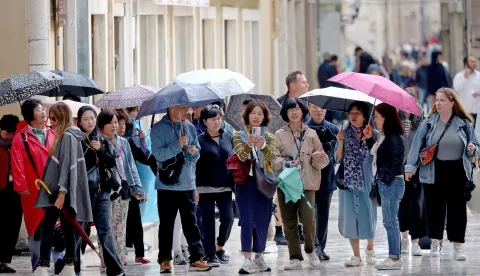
[288,125,304,159]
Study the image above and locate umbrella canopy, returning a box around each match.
[328,72,421,116]
[40,70,104,97]
[95,85,159,109]
[174,69,254,96]
[224,94,283,133]
[277,167,313,208]
[43,100,100,118]
[137,83,223,118]
[0,71,64,106]
[299,87,380,112]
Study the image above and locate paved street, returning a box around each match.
[11,192,480,275]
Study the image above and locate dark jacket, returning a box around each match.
[317,61,337,88]
[367,133,404,185]
[359,52,375,74]
[427,51,450,95]
[415,65,429,89]
[196,129,234,189]
[0,142,11,190]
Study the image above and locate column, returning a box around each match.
[259,0,273,94]
[108,0,115,91]
[236,8,244,73]
[215,5,223,68]
[92,14,108,102]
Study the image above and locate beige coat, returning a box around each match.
[274,124,329,191]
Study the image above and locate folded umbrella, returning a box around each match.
[41,70,104,97]
[95,85,160,109]
[277,167,313,209]
[299,87,380,112]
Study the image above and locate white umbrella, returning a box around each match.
[299,87,381,112]
[173,69,254,96]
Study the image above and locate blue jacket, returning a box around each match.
[151,116,200,191]
[405,113,479,184]
[117,136,145,197]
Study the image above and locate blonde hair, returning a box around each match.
[49,102,73,156]
[430,88,474,123]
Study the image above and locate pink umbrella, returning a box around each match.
[328,72,421,116]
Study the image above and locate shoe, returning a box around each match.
[238,259,258,274]
[207,256,221,267]
[284,259,302,270]
[263,241,278,253]
[55,259,66,275]
[412,244,423,256]
[144,242,152,251]
[59,265,76,276]
[174,251,187,265]
[344,256,363,267]
[401,238,409,254]
[307,252,321,268]
[365,249,377,265]
[316,249,330,261]
[253,256,271,272]
[33,267,49,276]
[453,246,467,261]
[1,265,16,273]
[189,260,211,271]
[430,241,441,257]
[375,258,402,270]
[274,232,287,245]
[216,250,230,264]
[298,225,305,244]
[135,257,151,264]
[181,245,191,261]
[160,260,173,273]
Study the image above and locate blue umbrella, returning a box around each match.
[137,83,223,118]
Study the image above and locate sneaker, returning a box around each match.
[135,257,151,264]
[59,265,76,276]
[189,260,211,271]
[32,267,49,276]
[375,258,402,270]
[453,246,467,261]
[160,260,172,273]
[181,245,191,260]
[174,251,187,265]
[264,241,279,253]
[412,244,423,256]
[216,250,230,264]
[284,259,302,270]
[315,248,330,260]
[307,252,321,268]
[253,255,271,272]
[344,256,363,267]
[430,241,441,257]
[238,259,258,274]
[274,233,287,245]
[401,238,409,254]
[365,249,377,265]
[207,255,221,267]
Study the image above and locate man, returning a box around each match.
[415,55,429,107]
[0,115,21,273]
[151,105,211,273]
[354,47,375,74]
[453,56,480,121]
[317,52,337,88]
[278,71,310,123]
[306,104,339,261]
[427,51,450,110]
[330,55,340,74]
[383,56,400,85]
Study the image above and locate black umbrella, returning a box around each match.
[40,70,104,97]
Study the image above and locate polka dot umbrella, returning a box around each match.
[0,71,64,107]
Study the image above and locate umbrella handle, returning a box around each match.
[35,179,52,195]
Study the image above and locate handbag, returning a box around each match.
[252,159,278,198]
[87,167,100,189]
[335,161,348,190]
[158,151,186,185]
[419,115,453,165]
[370,181,382,207]
[226,154,252,184]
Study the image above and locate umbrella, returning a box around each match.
[224,93,283,133]
[328,72,421,116]
[35,180,100,257]
[173,69,254,96]
[277,167,313,208]
[95,85,159,109]
[40,70,104,97]
[43,100,100,118]
[0,71,64,107]
[137,83,223,118]
[299,87,380,112]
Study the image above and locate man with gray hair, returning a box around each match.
[317,52,337,89]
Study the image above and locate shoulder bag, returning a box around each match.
[226,154,252,184]
[419,115,453,166]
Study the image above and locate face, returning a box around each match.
[128,108,139,119]
[467,56,477,70]
[370,70,381,76]
[291,74,309,95]
[117,119,126,136]
[204,115,222,133]
[374,110,385,130]
[79,111,97,134]
[171,105,189,121]
[248,106,265,128]
[49,111,58,130]
[420,56,428,66]
[102,115,119,138]
[435,92,454,113]
[193,105,205,120]
[309,104,326,123]
[0,130,15,141]
[349,106,365,128]
[33,105,47,125]
[287,104,303,124]
[400,66,410,76]
[437,54,443,63]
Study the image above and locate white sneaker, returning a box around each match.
[253,256,271,272]
[365,249,377,265]
[59,265,76,276]
[412,243,423,256]
[284,259,302,270]
[430,241,441,257]
[375,258,402,270]
[307,252,321,268]
[264,241,278,253]
[401,238,409,254]
[239,259,258,274]
[453,246,467,261]
[32,267,49,276]
[344,256,363,267]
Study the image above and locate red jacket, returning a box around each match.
[11,122,54,234]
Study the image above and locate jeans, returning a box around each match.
[0,189,22,263]
[126,197,145,258]
[377,177,405,259]
[28,234,41,271]
[315,190,333,251]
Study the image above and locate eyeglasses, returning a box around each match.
[349,111,363,116]
[288,107,302,113]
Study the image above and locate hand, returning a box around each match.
[135,194,143,201]
[55,192,66,209]
[363,125,373,139]
[90,140,101,150]
[178,136,188,148]
[311,150,325,159]
[187,145,197,155]
[254,136,265,148]
[465,68,472,78]
[195,189,200,204]
[473,91,480,98]
[405,172,413,181]
[336,130,344,141]
[138,129,146,139]
[247,136,256,147]
[468,143,476,154]
[19,190,30,196]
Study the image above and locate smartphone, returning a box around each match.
[92,136,98,141]
[252,127,261,137]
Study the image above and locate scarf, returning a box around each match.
[0,138,12,148]
[343,125,369,191]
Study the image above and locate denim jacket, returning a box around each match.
[117,136,145,197]
[405,113,479,184]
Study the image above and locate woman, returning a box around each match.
[233,100,275,274]
[336,101,377,267]
[77,106,125,276]
[274,98,328,270]
[33,102,93,276]
[364,103,405,270]
[96,110,146,267]
[405,88,478,261]
[196,105,235,267]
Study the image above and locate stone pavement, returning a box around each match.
[11,192,480,275]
